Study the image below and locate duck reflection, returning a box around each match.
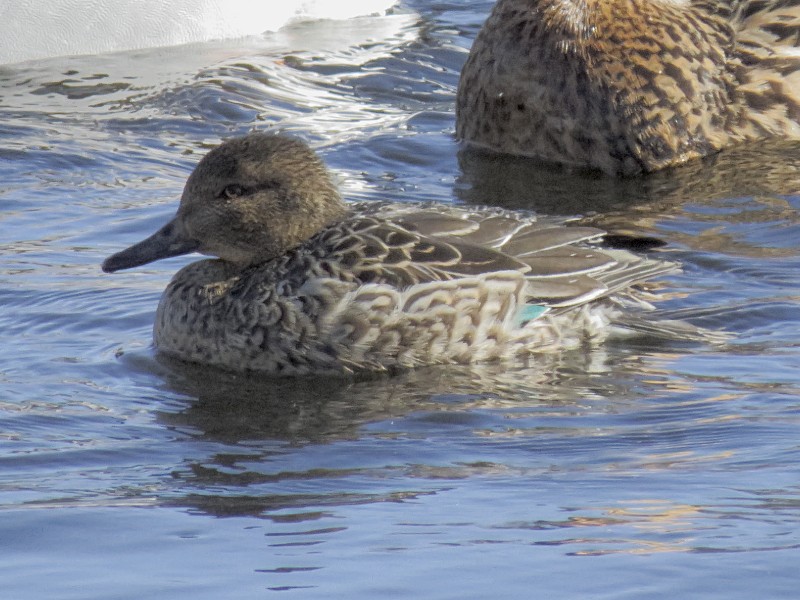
[456,140,800,259]
[155,350,607,445]
[148,333,709,519]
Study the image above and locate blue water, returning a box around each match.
[2,2,800,598]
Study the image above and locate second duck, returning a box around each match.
[457,0,800,175]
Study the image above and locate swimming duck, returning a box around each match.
[102,133,676,374]
[456,0,800,175]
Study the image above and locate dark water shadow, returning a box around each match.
[456,140,800,257]
[153,351,611,445]
[146,345,692,518]
[456,140,800,214]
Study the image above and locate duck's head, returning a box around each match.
[102,133,346,273]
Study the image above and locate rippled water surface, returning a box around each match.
[2,2,800,598]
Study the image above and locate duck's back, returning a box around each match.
[729,0,800,138]
[456,0,800,174]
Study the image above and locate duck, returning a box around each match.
[456,0,800,176]
[102,132,678,374]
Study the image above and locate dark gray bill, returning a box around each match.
[102,219,200,273]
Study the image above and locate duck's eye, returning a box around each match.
[221,184,246,199]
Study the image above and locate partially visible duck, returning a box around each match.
[103,133,678,374]
[456,0,800,175]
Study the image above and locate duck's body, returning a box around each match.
[456,0,800,175]
[151,203,673,373]
[103,134,677,374]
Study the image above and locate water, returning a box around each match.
[2,2,800,598]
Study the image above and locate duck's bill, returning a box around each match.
[102,219,200,273]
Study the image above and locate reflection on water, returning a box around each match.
[157,351,599,445]
[457,140,800,244]
[1,2,799,598]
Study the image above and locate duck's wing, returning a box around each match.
[323,215,532,287]
[497,212,678,309]
[329,204,677,308]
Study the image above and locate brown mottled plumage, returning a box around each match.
[103,133,679,374]
[456,0,800,175]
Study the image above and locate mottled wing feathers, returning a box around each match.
[518,247,616,278]
[498,226,605,256]
[322,216,531,286]
[306,204,674,311]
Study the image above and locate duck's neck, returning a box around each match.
[250,191,348,268]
